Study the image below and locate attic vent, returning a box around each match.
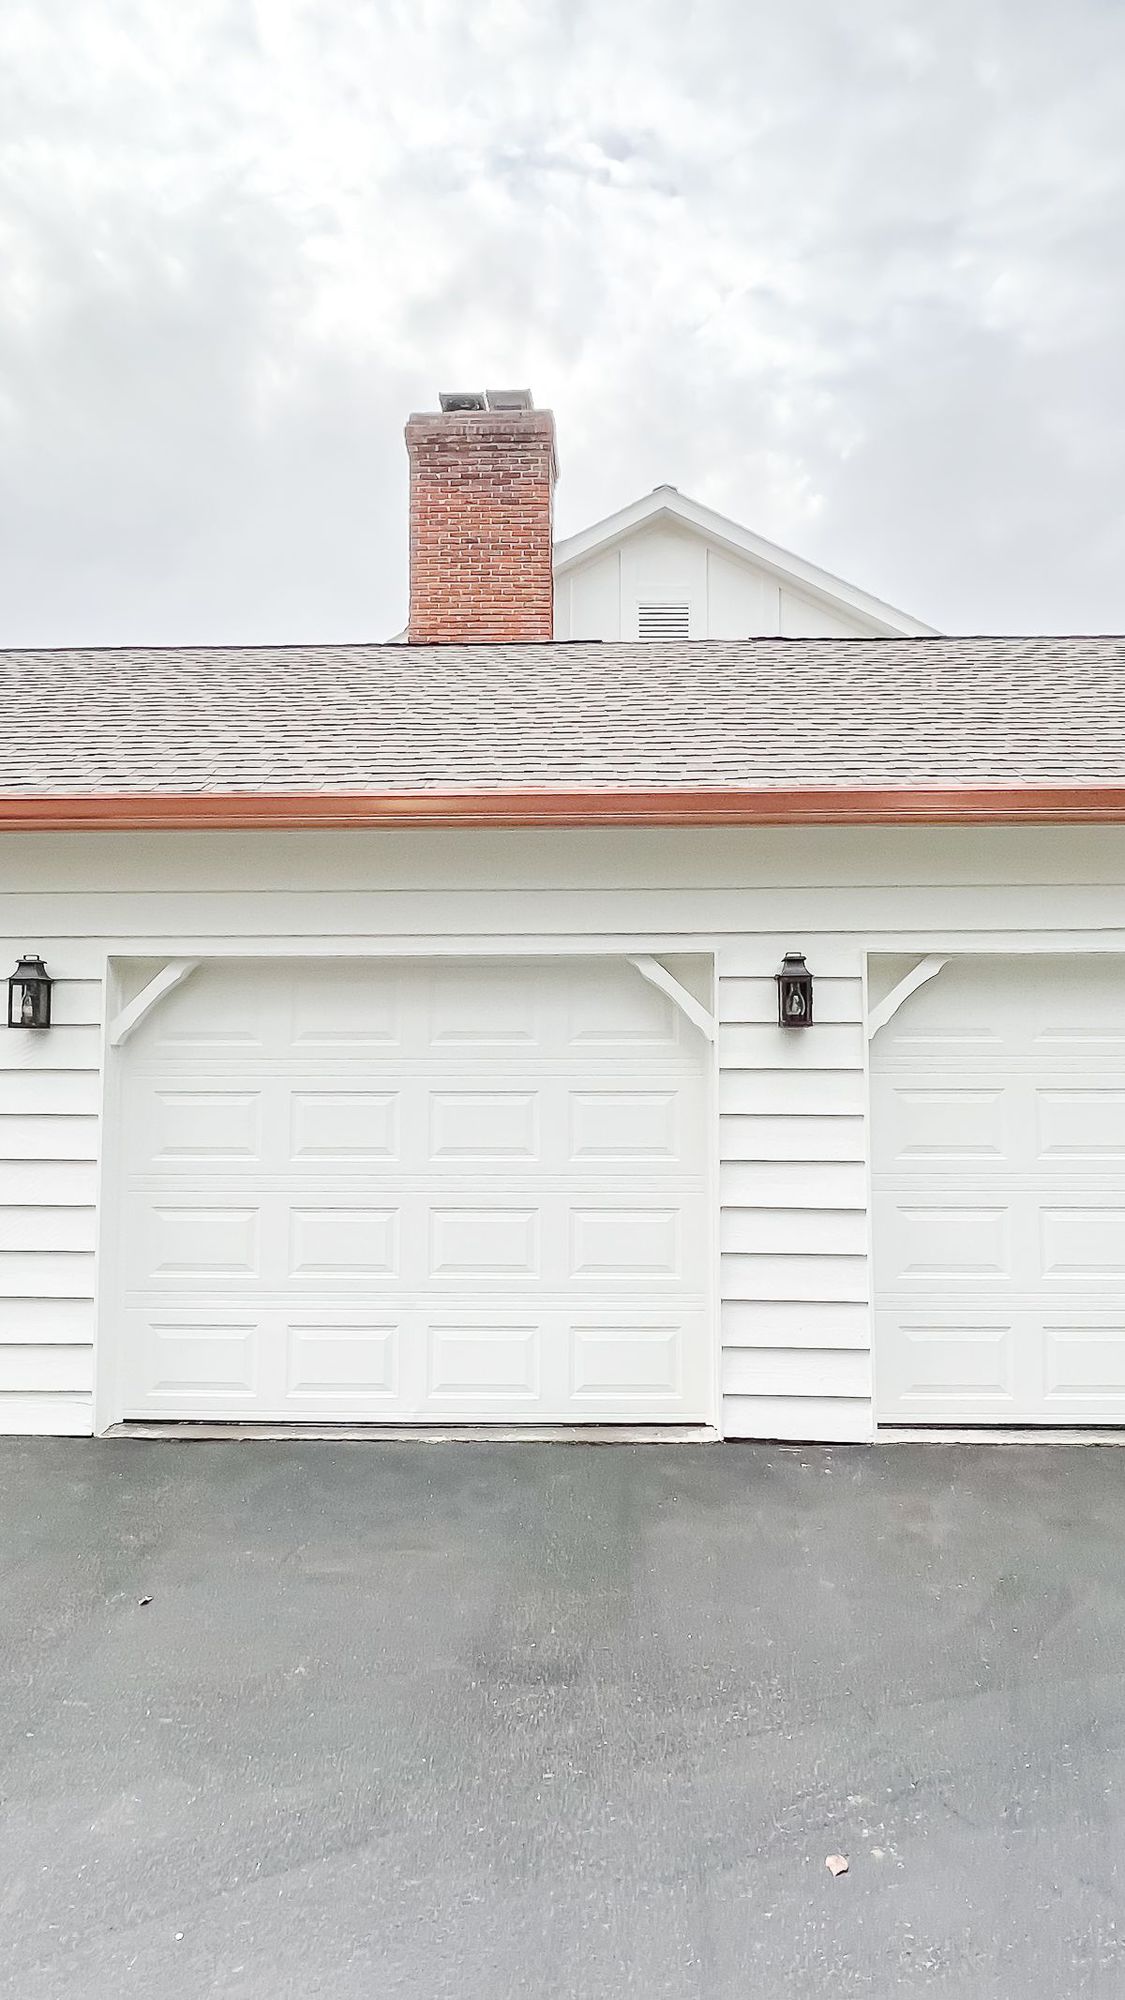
[637,601,692,641]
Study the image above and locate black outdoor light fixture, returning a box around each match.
[776,951,814,1028]
[7,954,53,1030]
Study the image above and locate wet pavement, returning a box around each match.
[2,1437,1124,1997]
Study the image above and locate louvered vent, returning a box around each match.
[637,601,691,641]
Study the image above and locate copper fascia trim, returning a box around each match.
[3,787,1125,830]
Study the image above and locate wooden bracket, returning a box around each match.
[628,955,716,1043]
[109,960,200,1049]
[866,955,948,1041]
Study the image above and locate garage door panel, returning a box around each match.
[123,1297,708,1419]
[146,1203,263,1279]
[1039,1206,1125,1279]
[871,1077,1013,1168]
[127,1310,260,1400]
[288,963,403,1050]
[881,1025,1005,1061]
[568,1206,681,1279]
[132,1088,266,1169]
[877,959,1125,1059]
[426,963,544,1048]
[876,1312,1015,1409]
[1024,960,1125,1043]
[428,1321,541,1399]
[428,1090,540,1162]
[148,975,275,1055]
[1036,1088,1125,1161]
[570,1318,689,1399]
[875,957,1125,1424]
[288,1205,400,1277]
[290,1090,401,1163]
[875,1198,1012,1286]
[287,1316,400,1397]
[116,959,711,1423]
[565,967,680,1048]
[1043,1321,1125,1407]
[427,1206,539,1278]
[127,1190,706,1297]
[568,1088,683,1163]
[124,1193,271,1286]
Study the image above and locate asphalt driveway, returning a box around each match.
[3,1439,1125,1998]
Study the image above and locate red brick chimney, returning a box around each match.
[405,390,558,643]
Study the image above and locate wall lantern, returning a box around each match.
[7,954,53,1030]
[776,951,813,1028]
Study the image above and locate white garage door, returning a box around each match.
[873,957,1125,1424]
[113,958,711,1423]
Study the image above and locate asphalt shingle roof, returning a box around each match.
[3,637,1125,796]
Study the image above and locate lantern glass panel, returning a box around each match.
[776,952,814,1029]
[8,956,52,1030]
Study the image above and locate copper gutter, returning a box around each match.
[3,787,1125,830]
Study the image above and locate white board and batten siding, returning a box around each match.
[556,522,883,642]
[6,825,1125,1441]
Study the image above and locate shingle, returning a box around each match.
[2,636,1125,796]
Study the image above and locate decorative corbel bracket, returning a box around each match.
[866,955,948,1041]
[628,954,716,1043]
[109,960,200,1049]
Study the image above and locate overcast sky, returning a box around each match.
[1,0,1122,646]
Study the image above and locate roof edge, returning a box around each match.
[4,788,1125,831]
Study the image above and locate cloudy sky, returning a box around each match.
[1,0,1122,646]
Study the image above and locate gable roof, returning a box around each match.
[3,636,1125,828]
[553,486,937,638]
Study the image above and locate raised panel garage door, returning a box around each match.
[113,959,711,1423]
[873,957,1125,1424]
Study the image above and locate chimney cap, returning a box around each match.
[435,389,536,416]
[485,388,533,412]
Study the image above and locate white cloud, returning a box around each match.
[0,0,1122,641]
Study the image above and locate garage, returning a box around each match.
[873,956,1125,1425]
[108,956,712,1425]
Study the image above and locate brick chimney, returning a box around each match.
[405,390,558,643]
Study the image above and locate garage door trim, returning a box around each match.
[94,948,720,1433]
[869,948,1125,1429]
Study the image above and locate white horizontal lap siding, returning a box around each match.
[717,954,873,1443]
[0,964,102,1435]
[5,823,1123,1445]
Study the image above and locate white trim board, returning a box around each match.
[95,946,723,1435]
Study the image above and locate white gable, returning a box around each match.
[553,486,935,640]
